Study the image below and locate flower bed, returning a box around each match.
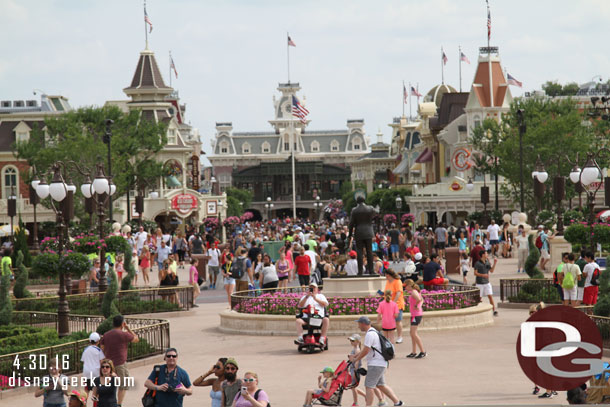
[233,288,480,315]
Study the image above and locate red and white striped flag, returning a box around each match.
[292,96,309,124]
[487,0,491,41]
[507,73,522,88]
[411,86,422,98]
[144,6,153,33]
[287,35,296,47]
[442,51,448,65]
[170,54,178,79]
[460,52,470,64]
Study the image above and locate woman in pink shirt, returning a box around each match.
[189,258,200,308]
[376,290,399,343]
[404,280,426,359]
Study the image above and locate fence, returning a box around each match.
[0,311,170,389]
[231,285,480,315]
[499,278,559,303]
[12,286,194,316]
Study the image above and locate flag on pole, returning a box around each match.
[287,35,296,47]
[507,73,522,88]
[144,6,153,33]
[411,86,422,97]
[486,0,491,41]
[403,84,408,104]
[170,54,178,79]
[292,95,309,124]
[442,51,448,65]
[460,52,470,64]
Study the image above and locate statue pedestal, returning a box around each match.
[550,236,572,274]
[323,276,385,298]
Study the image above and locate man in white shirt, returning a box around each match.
[295,283,329,346]
[135,226,148,255]
[583,251,600,305]
[81,332,105,397]
[486,219,501,258]
[304,244,319,274]
[207,246,221,289]
[156,240,171,271]
[348,316,403,407]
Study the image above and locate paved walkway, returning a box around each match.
[6,255,576,406]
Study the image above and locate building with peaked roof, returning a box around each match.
[351,130,394,193]
[208,82,369,219]
[106,46,225,232]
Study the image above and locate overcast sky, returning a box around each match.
[2,0,610,151]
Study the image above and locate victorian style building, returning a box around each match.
[208,82,369,218]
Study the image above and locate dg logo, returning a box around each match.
[517,305,604,391]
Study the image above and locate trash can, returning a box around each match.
[445,247,460,275]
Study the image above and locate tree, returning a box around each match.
[13,251,33,299]
[470,98,595,218]
[225,188,253,217]
[12,219,31,267]
[14,105,167,221]
[542,81,579,97]
[0,266,13,325]
[340,181,365,214]
[365,188,411,214]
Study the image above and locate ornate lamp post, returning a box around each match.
[531,155,565,234]
[265,196,273,221]
[313,196,323,220]
[395,195,403,226]
[465,177,475,192]
[7,186,16,243]
[29,177,40,250]
[103,119,114,222]
[33,163,75,337]
[217,200,223,242]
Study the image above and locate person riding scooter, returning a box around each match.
[295,282,329,347]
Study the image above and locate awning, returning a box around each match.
[415,148,433,163]
[410,163,422,172]
[392,156,409,174]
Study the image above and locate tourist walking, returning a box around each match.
[404,280,426,359]
[34,360,70,407]
[208,244,221,289]
[81,332,105,398]
[221,359,242,407]
[232,371,269,407]
[189,258,200,307]
[348,316,404,406]
[515,226,529,273]
[235,248,253,293]
[295,247,312,286]
[222,253,236,308]
[100,315,139,406]
[259,254,279,290]
[474,251,498,316]
[486,219,500,258]
[89,258,101,292]
[434,223,448,260]
[558,253,581,307]
[193,358,227,407]
[383,269,404,343]
[377,290,399,343]
[276,249,291,291]
[144,347,192,406]
[347,334,386,407]
[583,251,601,305]
[139,246,151,286]
[91,359,118,407]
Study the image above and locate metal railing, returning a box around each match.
[0,312,170,390]
[590,315,610,350]
[12,286,194,315]
[500,278,560,303]
[230,285,480,315]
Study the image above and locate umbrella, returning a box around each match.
[0,224,29,237]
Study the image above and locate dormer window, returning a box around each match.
[352,136,362,151]
[167,128,177,145]
[242,142,251,154]
[330,140,340,152]
[13,121,31,143]
[220,141,229,154]
[262,141,271,153]
[310,140,320,152]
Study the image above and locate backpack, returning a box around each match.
[369,328,395,361]
[535,235,543,249]
[562,265,575,290]
[591,268,601,286]
[230,258,246,280]
[552,269,560,286]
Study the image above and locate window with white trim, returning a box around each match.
[262,141,271,153]
[220,141,229,154]
[330,140,340,152]
[167,128,177,145]
[310,140,320,152]
[352,136,362,151]
[2,166,18,199]
[242,142,251,154]
[473,115,481,129]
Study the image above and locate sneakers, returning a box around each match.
[351,404,359,407]
[493,310,498,316]
[415,352,427,359]
[538,392,553,398]
[296,337,304,344]
[319,336,326,346]
[406,353,417,358]
[532,386,540,395]
[395,337,403,344]
[552,391,558,396]
[378,401,388,407]
[394,402,404,406]
[192,304,199,308]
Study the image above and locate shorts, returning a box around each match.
[298,274,310,286]
[462,268,469,276]
[490,239,499,246]
[435,242,446,250]
[411,315,423,326]
[395,309,403,322]
[424,277,446,286]
[577,287,584,301]
[364,365,386,388]
[278,275,288,281]
[563,286,578,300]
[382,327,396,332]
[223,277,235,286]
[115,364,130,390]
[476,283,493,297]
[209,266,220,275]
[540,249,550,260]
[584,286,599,305]
[390,244,400,254]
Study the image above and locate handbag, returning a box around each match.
[197,276,204,286]
[142,365,160,407]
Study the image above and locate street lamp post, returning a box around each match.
[265,196,273,221]
[217,200,223,242]
[29,180,40,250]
[33,163,75,337]
[532,156,565,234]
[516,109,526,213]
[313,196,323,221]
[103,119,114,222]
[7,186,16,243]
[395,195,403,226]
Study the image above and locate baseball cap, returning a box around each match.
[89,332,100,342]
[355,316,371,324]
[309,282,318,288]
[349,250,357,258]
[538,225,544,229]
[348,333,361,341]
[70,390,87,406]
[320,366,335,374]
[414,252,422,261]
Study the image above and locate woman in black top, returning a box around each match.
[92,359,118,407]
[190,234,204,254]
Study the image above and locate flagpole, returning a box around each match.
[487,0,494,107]
[144,0,148,49]
[459,46,462,92]
[409,82,412,121]
[441,46,445,84]
[287,32,290,83]
[169,51,172,88]
[402,81,405,118]
[291,115,296,219]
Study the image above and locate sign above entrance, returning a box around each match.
[171,194,198,215]
[452,147,472,172]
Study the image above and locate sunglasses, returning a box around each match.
[243,378,255,382]
[101,365,111,369]
[213,365,222,370]
[166,354,177,358]
[225,366,237,372]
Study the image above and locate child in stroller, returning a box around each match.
[303,360,358,406]
[303,366,334,407]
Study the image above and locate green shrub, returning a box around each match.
[96,316,116,335]
[13,252,33,299]
[564,223,589,246]
[59,252,91,279]
[32,252,60,277]
[102,270,119,318]
[105,235,131,255]
[525,235,544,278]
[120,248,135,291]
[0,272,12,325]
[12,220,32,267]
[0,327,88,355]
[508,283,560,303]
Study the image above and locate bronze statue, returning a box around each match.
[348,195,375,276]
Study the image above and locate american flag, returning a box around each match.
[411,86,422,97]
[144,7,153,33]
[170,54,178,79]
[403,84,408,104]
[507,73,522,88]
[486,0,491,41]
[288,35,296,47]
[460,52,470,64]
[292,95,309,124]
[442,51,448,65]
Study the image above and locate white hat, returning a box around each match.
[348,333,361,341]
[414,252,423,261]
[537,225,544,229]
[89,332,100,342]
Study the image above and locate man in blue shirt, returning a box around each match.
[144,347,192,406]
[156,241,172,272]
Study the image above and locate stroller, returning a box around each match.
[312,360,360,406]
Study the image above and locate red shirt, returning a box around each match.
[406,246,421,257]
[295,255,311,276]
[470,245,485,267]
[100,328,134,366]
